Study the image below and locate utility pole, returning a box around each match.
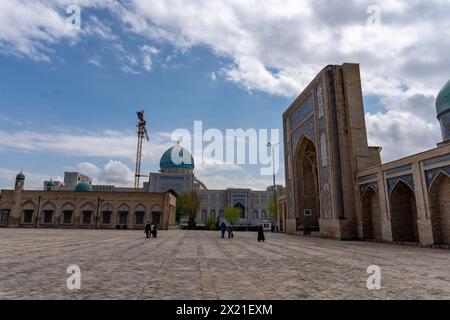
[267,142,280,230]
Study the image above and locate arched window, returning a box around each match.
[261,210,267,220]
[118,203,130,225]
[134,204,146,225]
[21,201,36,224]
[42,201,56,224]
[61,202,75,224]
[101,203,113,225]
[81,202,95,225]
[201,210,207,223]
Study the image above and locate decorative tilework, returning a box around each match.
[290,95,314,129]
[422,153,450,167]
[317,82,324,119]
[291,116,316,152]
[358,174,378,184]
[360,182,379,195]
[385,165,412,176]
[425,165,450,189]
[387,174,414,195]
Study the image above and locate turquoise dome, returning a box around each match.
[74,182,93,192]
[436,80,450,117]
[16,171,25,181]
[47,180,55,188]
[160,145,195,171]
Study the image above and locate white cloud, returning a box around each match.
[0,128,173,164]
[78,161,101,176]
[87,56,102,67]
[366,110,441,163]
[140,44,158,71]
[1,0,448,164]
[97,160,134,186]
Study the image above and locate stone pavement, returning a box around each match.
[0,229,449,300]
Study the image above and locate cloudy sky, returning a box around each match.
[0,0,448,190]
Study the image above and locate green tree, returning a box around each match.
[224,207,240,225]
[176,191,201,230]
[267,198,278,220]
[205,215,217,230]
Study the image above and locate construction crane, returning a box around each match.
[134,110,149,190]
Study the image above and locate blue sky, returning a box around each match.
[0,0,448,190]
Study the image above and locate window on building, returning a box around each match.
[0,209,10,225]
[261,211,267,220]
[43,210,53,224]
[23,210,34,224]
[82,211,92,224]
[119,211,128,225]
[102,211,112,224]
[63,210,73,224]
[135,211,145,225]
[152,212,161,225]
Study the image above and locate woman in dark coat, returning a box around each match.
[258,224,265,242]
[151,223,158,238]
[144,222,151,238]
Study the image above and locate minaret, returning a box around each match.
[11,170,25,226]
[15,170,25,191]
[436,80,450,143]
[46,178,55,191]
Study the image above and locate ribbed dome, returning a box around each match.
[16,171,25,181]
[74,182,93,192]
[160,145,195,171]
[436,80,450,117]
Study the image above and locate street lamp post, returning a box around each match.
[267,142,279,231]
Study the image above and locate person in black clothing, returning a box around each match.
[144,221,151,238]
[151,223,158,238]
[258,224,265,242]
[220,221,226,239]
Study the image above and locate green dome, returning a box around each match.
[160,145,195,171]
[46,180,55,188]
[74,182,93,192]
[16,171,25,181]
[436,80,450,117]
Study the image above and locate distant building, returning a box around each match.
[0,171,176,230]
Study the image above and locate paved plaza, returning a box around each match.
[0,229,449,300]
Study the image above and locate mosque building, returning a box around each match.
[279,63,450,245]
[145,144,276,229]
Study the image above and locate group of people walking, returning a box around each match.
[219,221,266,242]
[144,222,158,238]
[219,221,234,239]
[145,220,266,242]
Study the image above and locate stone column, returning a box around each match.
[412,162,434,245]
[378,168,393,242]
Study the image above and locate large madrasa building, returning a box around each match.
[0,144,274,230]
[279,63,450,246]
